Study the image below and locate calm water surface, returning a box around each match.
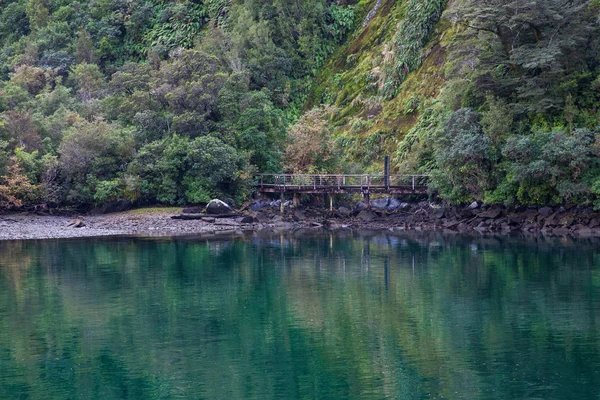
[1,232,599,399]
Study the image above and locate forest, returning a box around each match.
[1,0,600,209]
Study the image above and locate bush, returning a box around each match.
[128,135,249,205]
[431,108,495,203]
[499,128,600,205]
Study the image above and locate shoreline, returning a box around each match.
[3,202,600,241]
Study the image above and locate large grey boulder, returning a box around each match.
[371,198,389,210]
[206,199,232,215]
[387,197,402,210]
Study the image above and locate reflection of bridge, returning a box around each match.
[257,174,429,209]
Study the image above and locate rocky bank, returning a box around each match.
[2,199,600,241]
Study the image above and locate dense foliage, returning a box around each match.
[395,0,600,206]
[2,0,600,209]
[0,0,355,207]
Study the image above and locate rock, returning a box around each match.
[357,210,377,222]
[459,209,473,218]
[201,217,215,223]
[255,213,270,223]
[273,221,294,230]
[337,206,351,215]
[523,209,539,223]
[589,218,600,228]
[182,206,205,214]
[457,223,469,232]
[538,207,553,217]
[271,215,284,222]
[387,198,402,210]
[477,209,502,219]
[543,213,558,227]
[355,201,368,211]
[67,219,85,228]
[206,199,232,215]
[239,216,254,224]
[270,200,281,208]
[399,202,411,211]
[575,227,594,236]
[560,216,575,228]
[434,209,446,219]
[371,198,389,210]
[443,220,460,229]
[249,200,270,211]
[293,210,306,221]
[553,227,571,236]
[508,213,525,224]
[468,201,479,210]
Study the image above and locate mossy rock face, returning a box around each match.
[304,0,453,171]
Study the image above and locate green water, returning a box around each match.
[1,232,599,400]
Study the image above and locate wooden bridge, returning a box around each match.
[257,174,429,196]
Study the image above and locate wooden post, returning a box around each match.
[293,192,300,207]
[364,191,370,209]
[384,155,390,191]
[280,191,284,214]
[329,194,333,212]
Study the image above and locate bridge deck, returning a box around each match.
[257,174,429,195]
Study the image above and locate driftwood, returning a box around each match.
[171,213,243,220]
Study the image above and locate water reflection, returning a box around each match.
[0,232,599,399]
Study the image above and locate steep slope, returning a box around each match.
[307,0,600,206]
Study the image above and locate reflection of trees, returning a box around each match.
[0,234,599,399]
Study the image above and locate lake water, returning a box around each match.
[1,232,599,399]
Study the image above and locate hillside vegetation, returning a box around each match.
[1,0,599,209]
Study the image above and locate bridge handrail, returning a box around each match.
[256,173,430,191]
[257,174,430,178]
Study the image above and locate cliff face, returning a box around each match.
[309,0,600,207]
[308,0,451,172]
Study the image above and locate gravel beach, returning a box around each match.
[0,210,222,240]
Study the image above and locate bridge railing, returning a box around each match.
[257,174,429,191]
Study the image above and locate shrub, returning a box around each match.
[431,108,495,203]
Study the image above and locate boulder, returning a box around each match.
[467,201,479,210]
[206,199,232,215]
[273,221,294,230]
[271,215,285,223]
[357,210,377,222]
[477,209,502,219]
[553,227,571,236]
[255,213,270,223]
[239,216,254,224]
[355,201,368,211]
[337,206,351,215]
[387,198,403,210]
[434,209,446,219]
[371,198,389,210]
[249,200,270,211]
[293,210,306,221]
[538,207,553,217]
